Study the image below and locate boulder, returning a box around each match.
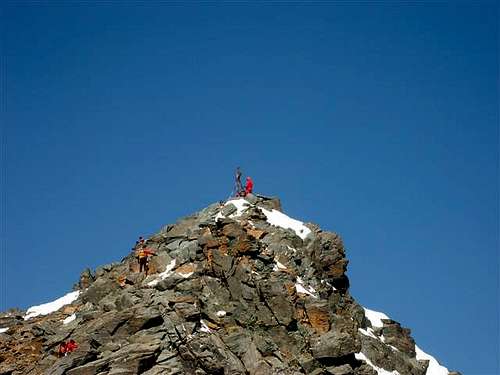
[311,329,361,359]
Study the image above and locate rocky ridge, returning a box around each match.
[0,195,456,375]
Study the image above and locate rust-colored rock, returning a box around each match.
[176,263,195,276]
[306,303,330,334]
[246,227,266,240]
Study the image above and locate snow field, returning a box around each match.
[24,291,80,320]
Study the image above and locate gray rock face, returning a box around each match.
[0,196,454,375]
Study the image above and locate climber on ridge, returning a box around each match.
[137,246,155,275]
[245,176,253,196]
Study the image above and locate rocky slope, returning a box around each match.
[0,195,458,375]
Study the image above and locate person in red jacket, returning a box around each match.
[245,176,253,196]
[66,339,78,353]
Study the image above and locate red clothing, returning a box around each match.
[245,178,253,195]
[58,343,67,356]
[66,341,78,352]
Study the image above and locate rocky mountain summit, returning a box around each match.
[0,195,457,375]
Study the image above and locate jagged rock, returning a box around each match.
[0,197,453,375]
[327,364,354,375]
[244,193,259,205]
[221,203,238,216]
[45,345,99,375]
[186,335,246,374]
[311,328,361,359]
[82,278,118,305]
[381,319,416,356]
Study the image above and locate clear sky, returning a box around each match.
[1,2,498,374]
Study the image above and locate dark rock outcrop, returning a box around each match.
[0,196,454,375]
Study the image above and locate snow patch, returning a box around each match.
[24,291,80,320]
[364,307,390,328]
[416,345,449,375]
[216,310,226,317]
[62,314,76,325]
[178,271,194,278]
[320,279,336,290]
[259,207,311,240]
[216,198,251,220]
[295,277,318,298]
[148,259,176,286]
[359,329,399,352]
[273,260,287,271]
[216,199,311,241]
[200,320,213,333]
[0,328,8,333]
[359,327,378,340]
[355,352,401,375]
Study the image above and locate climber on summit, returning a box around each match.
[235,167,243,196]
[245,176,253,196]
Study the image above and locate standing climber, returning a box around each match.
[245,176,254,196]
[137,246,155,275]
[235,167,243,196]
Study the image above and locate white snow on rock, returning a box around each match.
[200,319,213,333]
[362,307,449,375]
[295,277,318,298]
[320,279,336,290]
[148,259,176,286]
[62,313,76,325]
[416,345,449,375]
[216,198,251,220]
[358,328,400,352]
[216,310,226,317]
[355,352,401,375]
[0,328,8,333]
[24,291,80,320]
[273,259,287,271]
[359,327,378,340]
[216,199,311,240]
[364,307,390,328]
[259,207,311,240]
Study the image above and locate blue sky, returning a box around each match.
[1,2,498,374]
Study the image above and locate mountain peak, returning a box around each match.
[0,194,457,375]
